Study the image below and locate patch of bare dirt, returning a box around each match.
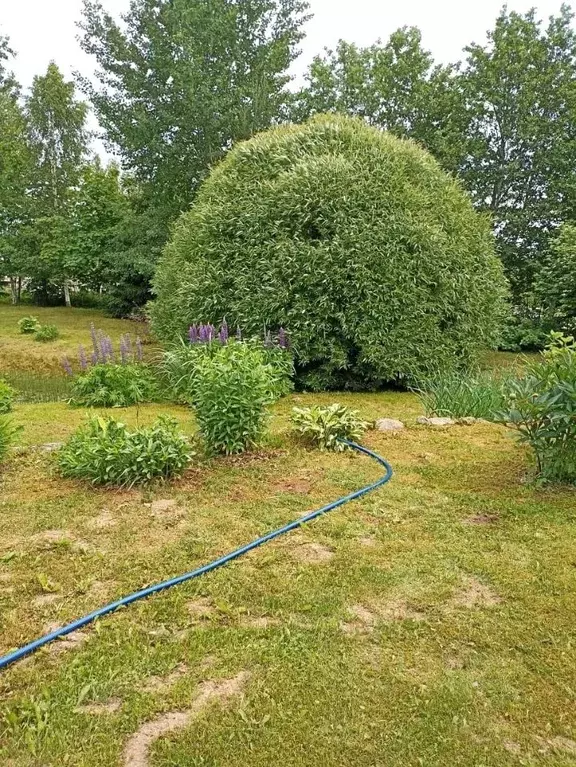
[88,509,118,530]
[340,604,378,635]
[341,599,426,635]
[239,615,281,629]
[123,671,250,767]
[358,536,377,547]
[503,740,521,755]
[273,477,312,495]
[186,597,217,622]
[291,542,334,564]
[140,663,189,694]
[379,599,426,622]
[536,735,576,755]
[33,530,93,553]
[463,514,500,526]
[32,593,62,607]
[75,698,122,715]
[449,577,501,609]
[44,622,89,654]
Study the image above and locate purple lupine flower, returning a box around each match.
[218,320,229,344]
[188,325,199,344]
[61,357,73,376]
[198,324,209,343]
[207,324,215,342]
[120,335,129,365]
[105,335,115,362]
[278,327,289,349]
[91,351,98,366]
[90,323,99,361]
[236,326,242,341]
[135,336,143,362]
[78,344,88,371]
[98,333,108,363]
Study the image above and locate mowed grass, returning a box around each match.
[0,303,152,377]
[1,391,575,766]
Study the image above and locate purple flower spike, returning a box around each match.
[78,345,88,371]
[120,335,129,365]
[218,320,229,344]
[188,325,199,344]
[61,357,73,376]
[198,324,208,343]
[278,327,289,349]
[91,351,98,366]
[135,336,143,362]
[207,324,215,342]
[90,323,99,360]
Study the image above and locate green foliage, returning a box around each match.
[536,224,576,335]
[191,342,272,455]
[70,364,158,408]
[497,334,576,483]
[0,373,71,404]
[414,370,509,420]
[78,0,310,265]
[57,415,193,487]
[498,314,550,352]
[34,324,60,342]
[291,403,370,452]
[153,115,506,390]
[0,416,20,463]
[17,315,40,334]
[0,379,16,413]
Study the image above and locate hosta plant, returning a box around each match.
[291,404,370,451]
[34,324,60,343]
[18,316,40,334]
[58,415,194,487]
[496,334,576,483]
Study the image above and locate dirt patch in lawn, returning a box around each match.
[75,698,122,715]
[449,577,501,609]
[123,671,250,767]
[341,599,426,635]
[186,597,218,622]
[463,513,500,526]
[291,542,334,564]
[273,477,313,495]
[140,663,189,694]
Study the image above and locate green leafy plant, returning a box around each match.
[18,316,40,334]
[496,334,576,483]
[34,324,60,343]
[0,379,16,414]
[414,370,509,420]
[70,364,158,408]
[291,404,370,451]
[191,342,272,454]
[0,417,20,463]
[57,415,194,487]
[152,115,507,390]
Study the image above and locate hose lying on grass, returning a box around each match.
[0,440,393,671]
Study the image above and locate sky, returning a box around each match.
[0,0,570,154]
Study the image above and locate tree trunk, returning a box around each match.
[63,282,72,308]
[9,277,19,305]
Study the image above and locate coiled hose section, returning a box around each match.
[0,440,392,671]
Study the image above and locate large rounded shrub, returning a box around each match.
[152,116,506,389]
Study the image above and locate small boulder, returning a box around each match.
[375,418,405,432]
[416,416,455,427]
[39,442,64,453]
[457,416,480,426]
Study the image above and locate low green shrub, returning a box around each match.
[57,415,194,487]
[18,316,40,334]
[192,342,272,454]
[291,404,370,451]
[34,325,60,343]
[70,364,158,408]
[497,334,576,483]
[414,370,509,420]
[0,380,16,414]
[0,417,20,463]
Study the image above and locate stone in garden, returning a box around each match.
[375,418,405,432]
[39,442,64,453]
[416,416,455,427]
[457,417,480,425]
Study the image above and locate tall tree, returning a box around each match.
[25,62,90,304]
[459,5,576,300]
[78,0,310,231]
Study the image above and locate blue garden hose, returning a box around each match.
[0,440,392,671]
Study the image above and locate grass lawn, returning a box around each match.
[0,303,152,378]
[1,385,575,765]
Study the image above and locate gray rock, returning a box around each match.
[39,442,64,453]
[375,418,405,432]
[457,416,480,426]
[416,416,455,427]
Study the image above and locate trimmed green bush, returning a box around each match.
[58,415,194,487]
[18,316,40,334]
[70,363,158,408]
[152,115,507,390]
[0,380,16,414]
[34,324,60,343]
[291,404,370,451]
[191,342,272,454]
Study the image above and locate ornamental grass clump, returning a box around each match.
[191,341,273,454]
[496,334,576,484]
[58,415,194,487]
[291,404,370,452]
[152,115,507,390]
